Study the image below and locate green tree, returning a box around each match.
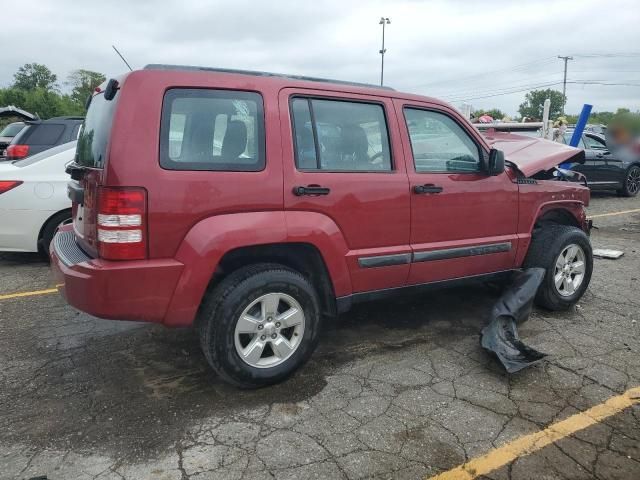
[518,89,565,120]
[473,108,505,120]
[13,63,58,91]
[0,87,84,119]
[66,69,106,108]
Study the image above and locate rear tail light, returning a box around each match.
[6,144,29,159]
[97,187,147,260]
[0,181,23,194]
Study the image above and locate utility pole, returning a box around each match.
[379,17,390,86]
[557,55,573,115]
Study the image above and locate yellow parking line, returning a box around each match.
[0,287,59,301]
[426,386,640,480]
[588,208,640,219]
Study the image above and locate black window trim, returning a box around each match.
[402,105,487,175]
[289,94,395,174]
[159,87,267,172]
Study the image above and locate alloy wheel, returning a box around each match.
[553,244,586,297]
[234,292,305,368]
[627,167,640,195]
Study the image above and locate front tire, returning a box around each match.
[197,263,321,388]
[524,225,593,310]
[617,165,640,197]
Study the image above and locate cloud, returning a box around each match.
[1,0,638,115]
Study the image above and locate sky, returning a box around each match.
[1,0,639,117]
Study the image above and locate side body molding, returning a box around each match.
[163,211,352,327]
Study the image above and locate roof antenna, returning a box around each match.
[112,45,133,71]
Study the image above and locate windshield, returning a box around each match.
[14,141,77,168]
[0,123,25,137]
[76,91,119,168]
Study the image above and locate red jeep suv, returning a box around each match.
[52,65,593,387]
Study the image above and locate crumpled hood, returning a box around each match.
[482,131,585,177]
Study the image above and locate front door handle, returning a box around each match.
[293,185,331,196]
[413,184,443,194]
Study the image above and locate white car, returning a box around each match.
[0,141,75,255]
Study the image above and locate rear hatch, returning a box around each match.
[69,86,120,258]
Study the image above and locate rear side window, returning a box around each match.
[76,92,119,168]
[291,98,392,172]
[160,89,265,171]
[26,124,64,145]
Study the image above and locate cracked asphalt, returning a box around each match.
[0,192,639,480]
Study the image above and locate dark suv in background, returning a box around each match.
[5,116,84,161]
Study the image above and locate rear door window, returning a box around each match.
[290,98,392,172]
[160,89,265,171]
[26,124,64,145]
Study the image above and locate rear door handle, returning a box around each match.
[293,185,331,196]
[413,184,443,194]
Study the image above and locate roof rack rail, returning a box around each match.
[143,64,395,91]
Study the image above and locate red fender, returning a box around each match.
[163,211,352,326]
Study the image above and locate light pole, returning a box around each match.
[379,17,390,86]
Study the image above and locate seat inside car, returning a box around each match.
[221,120,247,162]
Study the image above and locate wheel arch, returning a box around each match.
[163,211,352,327]
[211,243,338,318]
[534,207,581,229]
[515,202,587,267]
[37,208,72,249]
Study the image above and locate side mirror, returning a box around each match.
[487,148,505,176]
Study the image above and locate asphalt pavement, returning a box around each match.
[0,191,638,480]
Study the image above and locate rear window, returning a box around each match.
[26,124,64,145]
[160,89,265,171]
[76,92,119,168]
[0,123,24,137]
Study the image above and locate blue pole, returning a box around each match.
[569,104,592,147]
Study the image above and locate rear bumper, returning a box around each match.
[51,227,184,323]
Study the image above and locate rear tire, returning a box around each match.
[40,210,72,260]
[197,263,321,388]
[524,225,593,311]
[617,165,640,197]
